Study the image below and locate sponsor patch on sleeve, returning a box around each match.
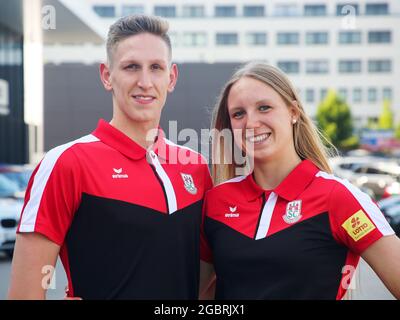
[341,210,376,242]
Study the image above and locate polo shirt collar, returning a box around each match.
[92,119,167,161]
[242,160,320,202]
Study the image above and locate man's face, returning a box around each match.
[101,33,177,126]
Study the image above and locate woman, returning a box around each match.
[199,62,400,300]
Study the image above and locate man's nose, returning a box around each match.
[137,71,153,89]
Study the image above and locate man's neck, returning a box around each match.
[110,116,159,149]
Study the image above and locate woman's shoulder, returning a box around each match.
[206,175,247,198]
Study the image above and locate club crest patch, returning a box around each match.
[181,173,197,195]
[283,200,302,224]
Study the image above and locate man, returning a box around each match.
[8,14,212,299]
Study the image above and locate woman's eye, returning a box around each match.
[259,105,271,111]
[232,111,244,118]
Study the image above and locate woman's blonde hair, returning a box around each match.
[211,61,337,185]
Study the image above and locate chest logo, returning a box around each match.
[283,200,302,224]
[225,206,240,218]
[181,173,197,195]
[112,168,129,179]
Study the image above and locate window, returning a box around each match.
[304,5,326,16]
[353,88,362,103]
[169,33,179,47]
[274,4,299,16]
[243,5,265,17]
[306,60,329,74]
[368,60,391,73]
[277,61,299,74]
[93,5,115,17]
[320,88,328,101]
[366,3,389,15]
[368,31,391,43]
[338,60,362,73]
[338,31,361,44]
[246,32,267,45]
[0,79,10,115]
[121,5,144,16]
[183,32,207,47]
[306,32,328,45]
[154,6,176,17]
[383,87,392,101]
[215,6,236,17]
[277,32,299,45]
[336,4,359,16]
[368,88,377,102]
[182,5,205,17]
[306,89,315,103]
[216,33,238,45]
[338,88,348,101]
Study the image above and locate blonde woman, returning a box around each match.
[199,62,400,300]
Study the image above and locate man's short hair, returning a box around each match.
[106,14,172,66]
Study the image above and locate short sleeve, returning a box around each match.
[329,180,394,255]
[18,147,82,245]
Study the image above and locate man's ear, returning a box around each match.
[99,63,113,91]
[167,63,178,93]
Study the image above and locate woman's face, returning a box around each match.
[227,76,297,163]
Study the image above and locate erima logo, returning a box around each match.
[112,168,128,179]
[225,206,240,218]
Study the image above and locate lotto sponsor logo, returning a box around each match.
[341,210,376,241]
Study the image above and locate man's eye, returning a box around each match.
[151,64,162,70]
[125,64,139,70]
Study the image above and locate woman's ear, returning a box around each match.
[290,100,301,123]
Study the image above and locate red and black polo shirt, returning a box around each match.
[201,160,394,300]
[18,119,212,299]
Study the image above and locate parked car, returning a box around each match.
[378,196,400,236]
[330,157,400,200]
[0,164,33,258]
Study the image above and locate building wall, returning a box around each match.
[44,0,400,125]
[0,23,28,164]
[44,63,240,154]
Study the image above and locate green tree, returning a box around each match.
[395,122,400,139]
[316,90,358,150]
[378,99,394,129]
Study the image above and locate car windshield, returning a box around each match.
[0,174,20,197]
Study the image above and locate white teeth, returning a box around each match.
[247,133,270,143]
[135,96,153,100]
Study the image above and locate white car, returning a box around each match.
[0,197,23,257]
[0,166,32,258]
[329,156,400,199]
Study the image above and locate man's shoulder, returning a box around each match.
[163,138,208,166]
[42,134,100,170]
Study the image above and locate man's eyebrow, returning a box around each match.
[119,59,167,65]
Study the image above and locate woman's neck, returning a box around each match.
[253,152,302,190]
